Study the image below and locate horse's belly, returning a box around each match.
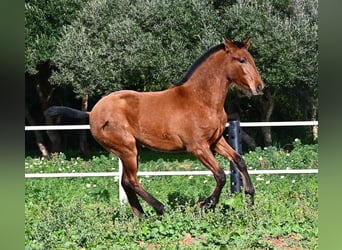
[136,127,185,152]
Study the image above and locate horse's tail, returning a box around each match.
[44,106,89,119]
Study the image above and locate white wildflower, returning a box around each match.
[266,180,271,184]
[280,175,285,179]
[292,179,296,184]
[86,183,91,188]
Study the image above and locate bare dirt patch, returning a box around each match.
[266,234,301,250]
[179,232,205,247]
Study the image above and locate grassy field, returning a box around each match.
[25,140,318,249]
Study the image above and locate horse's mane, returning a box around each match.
[174,41,245,86]
[174,44,225,86]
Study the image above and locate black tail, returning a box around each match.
[44,106,89,119]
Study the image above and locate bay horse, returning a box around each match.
[45,38,265,217]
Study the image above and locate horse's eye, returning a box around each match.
[239,57,247,64]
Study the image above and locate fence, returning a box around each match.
[25,121,318,202]
[24,121,318,131]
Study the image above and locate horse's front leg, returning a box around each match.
[190,145,226,209]
[214,136,255,205]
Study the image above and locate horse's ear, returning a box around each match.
[244,38,251,49]
[224,38,235,52]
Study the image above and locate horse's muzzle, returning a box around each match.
[256,84,264,94]
[251,83,264,95]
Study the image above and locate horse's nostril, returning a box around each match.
[256,84,263,93]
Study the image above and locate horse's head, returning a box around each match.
[224,38,265,95]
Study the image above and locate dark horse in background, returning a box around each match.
[45,38,265,217]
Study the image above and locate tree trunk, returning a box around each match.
[36,80,55,111]
[241,129,256,150]
[25,106,49,157]
[45,115,62,153]
[79,95,89,154]
[311,98,318,141]
[299,88,318,142]
[35,77,64,153]
[258,89,274,146]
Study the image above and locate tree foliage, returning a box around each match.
[50,0,317,101]
[25,0,85,74]
[25,0,318,151]
[221,0,318,94]
[50,0,222,97]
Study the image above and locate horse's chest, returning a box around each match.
[196,112,226,137]
[203,111,226,127]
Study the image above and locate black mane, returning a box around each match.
[174,44,224,86]
[174,41,244,86]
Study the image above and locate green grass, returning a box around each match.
[25,140,318,249]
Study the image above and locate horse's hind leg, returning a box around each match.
[121,164,145,217]
[214,136,255,205]
[120,153,165,216]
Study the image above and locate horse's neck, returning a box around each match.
[183,51,230,110]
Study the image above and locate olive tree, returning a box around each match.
[47,0,318,150]
[50,0,222,98]
[25,0,85,155]
[25,0,84,75]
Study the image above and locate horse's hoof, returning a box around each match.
[249,195,254,206]
[244,187,255,206]
[244,192,254,207]
[155,204,165,216]
[199,197,217,209]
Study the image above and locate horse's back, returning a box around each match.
[88,89,187,152]
[89,90,140,129]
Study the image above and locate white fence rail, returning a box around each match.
[24,121,318,131]
[25,169,318,179]
[25,121,318,202]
